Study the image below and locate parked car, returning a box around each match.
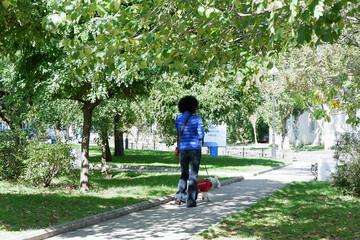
[260,135,269,143]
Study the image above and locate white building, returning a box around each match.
[283,110,360,149]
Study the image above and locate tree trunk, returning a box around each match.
[101,135,108,177]
[249,113,258,144]
[280,116,291,150]
[99,130,112,178]
[252,121,258,144]
[65,125,70,139]
[114,113,125,157]
[105,133,112,162]
[118,131,124,156]
[80,101,100,192]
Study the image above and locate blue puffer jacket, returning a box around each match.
[175,111,204,151]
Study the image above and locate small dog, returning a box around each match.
[197,177,221,201]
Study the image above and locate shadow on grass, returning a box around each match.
[91,170,180,189]
[87,147,285,171]
[201,182,360,240]
[0,170,224,231]
[0,192,142,231]
[91,170,226,190]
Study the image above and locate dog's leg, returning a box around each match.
[203,192,211,201]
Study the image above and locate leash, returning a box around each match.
[201,139,210,178]
[203,161,210,178]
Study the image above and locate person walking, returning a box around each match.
[174,96,205,208]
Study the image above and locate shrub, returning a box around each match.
[21,142,75,187]
[0,130,28,180]
[332,132,360,196]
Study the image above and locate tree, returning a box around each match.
[0,59,28,129]
[149,69,263,145]
[1,0,357,191]
[227,111,254,143]
[273,43,359,148]
[249,113,259,144]
[92,103,113,177]
[27,99,82,139]
[113,99,138,156]
[114,113,124,157]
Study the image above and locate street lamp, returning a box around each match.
[268,66,279,159]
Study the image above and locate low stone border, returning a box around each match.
[9,195,174,240]
[253,162,293,176]
[89,164,181,172]
[220,177,244,186]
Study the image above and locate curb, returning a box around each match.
[252,162,293,176]
[220,176,244,186]
[10,177,245,240]
[90,164,181,173]
[9,195,174,240]
[9,163,291,240]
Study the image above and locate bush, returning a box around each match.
[332,132,360,196]
[0,130,28,180]
[20,142,75,187]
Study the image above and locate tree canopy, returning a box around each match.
[0,0,358,190]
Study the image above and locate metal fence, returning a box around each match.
[125,142,301,160]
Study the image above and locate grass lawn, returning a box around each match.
[81,145,290,173]
[0,170,223,232]
[197,181,360,240]
[0,146,289,234]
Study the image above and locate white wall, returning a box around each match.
[287,112,321,146]
[286,110,359,148]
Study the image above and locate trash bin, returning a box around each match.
[209,146,218,157]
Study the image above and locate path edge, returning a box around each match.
[8,163,293,240]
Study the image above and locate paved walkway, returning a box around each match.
[43,160,315,240]
[4,150,333,240]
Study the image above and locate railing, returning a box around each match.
[125,142,296,159]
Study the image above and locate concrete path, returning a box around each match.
[41,160,315,240]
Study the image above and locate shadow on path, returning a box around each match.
[48,162,314,240]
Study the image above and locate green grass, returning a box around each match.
[83,145,289,173]
[0,146,288,233]
[197,181,360,240]
[0,170,223,232]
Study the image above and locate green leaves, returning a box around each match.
[289,0,299,22]
[297,25,312,44]
[113,0,121,12]
[197,5,220,18]
[198,6,205,16]
[313,0,325,19]
[1,0,10,9]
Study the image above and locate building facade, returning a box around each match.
[285,110,360,149]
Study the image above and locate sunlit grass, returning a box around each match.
[0,170,224,232]
[197,182,360,240]
[83,145,289,173]
[0,146,289,233]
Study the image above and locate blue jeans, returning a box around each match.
[174,150,201,207]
